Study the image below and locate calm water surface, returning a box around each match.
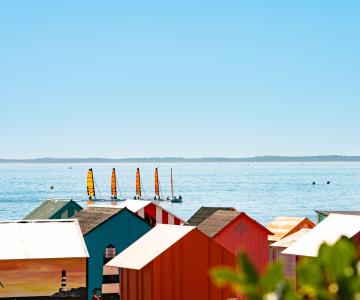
[0,162,359,225]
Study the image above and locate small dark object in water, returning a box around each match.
[327,181,331,184]
[69,166,72,169]
[312,181,316,185]
[50,185,54,190]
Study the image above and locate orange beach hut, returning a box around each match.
[0,219,89,299]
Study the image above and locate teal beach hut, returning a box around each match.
[73,206,152,300]
[24,198,83,220]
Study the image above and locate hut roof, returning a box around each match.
[89,200,186,224]
[266,216,315,242]
[283,214,360,257]
[271,228,311,248]
[315,210,360,217]
[0,219,88,260]
[89,200,152,213]
[107,224,195,270]
[73,206,124,235]
[197,210,272,238]
[187,206,235,226]
[24,199,81,220]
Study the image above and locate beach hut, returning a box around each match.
[24,198,83,220]
[107,224,237,300]
[315,210,360,223]
[197,210,272,273]
[89,199,185,225]
[266,216,315,244]
[0,219,88,299]
[187,206,236,226]
[270,228,310,283]
[266,216,315,262]
[73,206,152,300]
[283,213,360,258]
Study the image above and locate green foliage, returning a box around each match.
[211,252,298,300]
[211,236,360,300]
[297,237,360,300]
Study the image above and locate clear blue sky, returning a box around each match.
[1,1,359,158]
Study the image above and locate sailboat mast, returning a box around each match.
[111,168,117,199]
[170,168,174,199]
[155,168,160,198]
[136,168,141,198]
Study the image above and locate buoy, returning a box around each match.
[327,181,331,184]
[312,182,316,185]
[50,185,54,190]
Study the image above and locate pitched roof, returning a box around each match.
[282,214,360,257]
[89,200,186,224]
[266,216,315,242]
[89,200,152,213]
[187,206,235,226]
[73,206,124,235]
[0,219,89,260]
[197,210,273,238]
[271,228,311,248]
[24,199,81,220]
[107,224,195,270]
[315,210,360,217]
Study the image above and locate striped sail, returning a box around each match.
[154,168,160,198]
[111,168,117,199]
[87,168,95,198]
[135,168,141,198]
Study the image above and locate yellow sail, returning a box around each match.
[154,168,160,197]
[111,168,117,199]
[87,168,95,199]
[135,168,141,198]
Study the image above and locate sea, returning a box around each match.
[0,162,359,225]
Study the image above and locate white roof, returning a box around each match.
[90,200,152,213]
[89,200,186,223]
[0,219,89,260]
[282,214,360,257]
[107,224,195,270]
[271,229,311,248]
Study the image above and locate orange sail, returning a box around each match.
[111,168,117,199]
[135,168,141,198]
[154,168,160,198]
[87,168,95,199]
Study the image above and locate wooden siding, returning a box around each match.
[120,229,237,300]
[214,214,269,273]
[84,209,151,300]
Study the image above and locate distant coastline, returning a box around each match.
[1,155,360,163]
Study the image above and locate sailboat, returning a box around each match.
[111,168,125,202]
[167,168,183,203]
[134,168,142,200]
[87,168,96,204]
[154,168,164,201]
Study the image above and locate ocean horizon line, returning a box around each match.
[1,155,360,163]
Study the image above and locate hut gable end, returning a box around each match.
[24,199,82,220]
[73,206,124,235]
[187,206,235,226]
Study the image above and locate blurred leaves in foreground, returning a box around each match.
[211,236,360,300]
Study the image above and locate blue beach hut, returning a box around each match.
[73,206,152,300]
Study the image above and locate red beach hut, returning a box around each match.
[197,210,273,273]
[89,199,185,226]
[107,224,238,300]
